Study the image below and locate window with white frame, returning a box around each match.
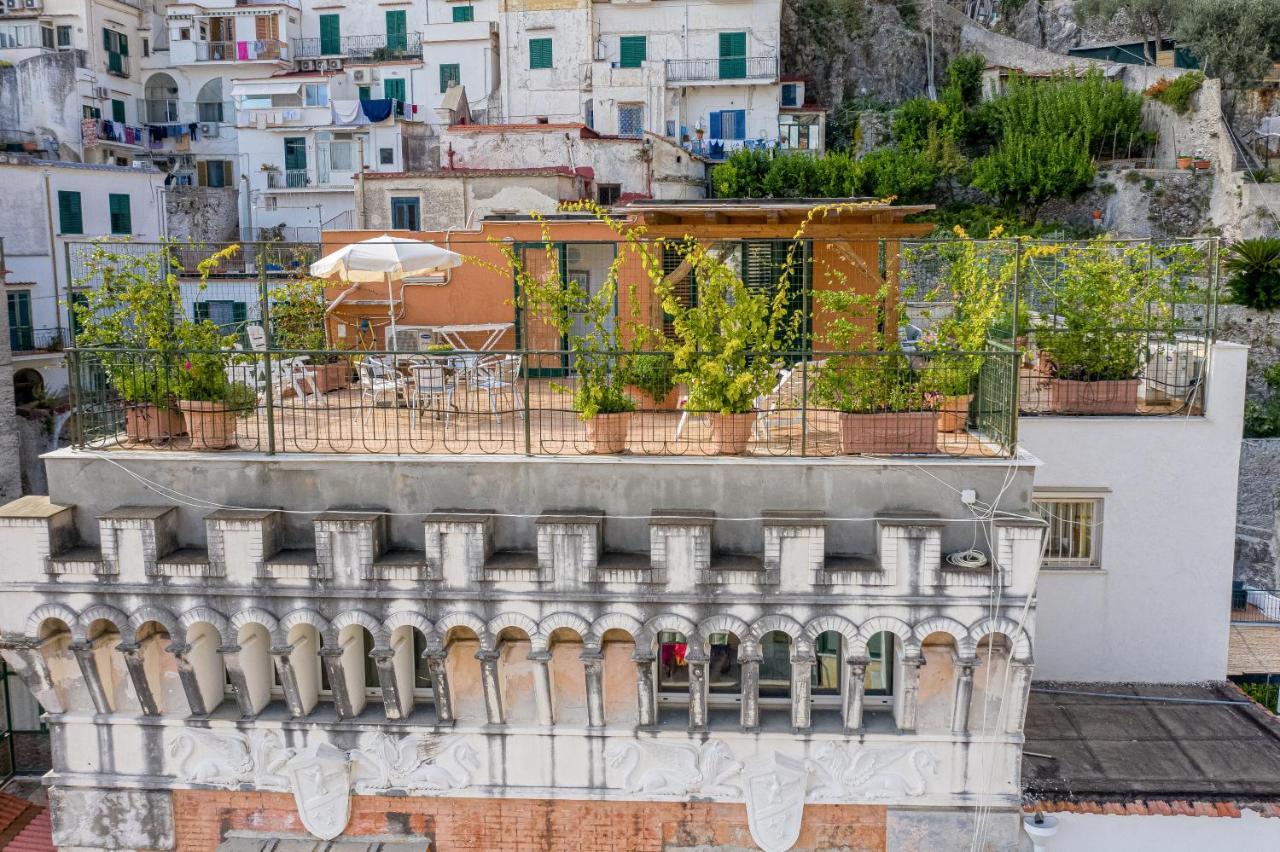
[303,83,329,107]
[1034,493,1103,568]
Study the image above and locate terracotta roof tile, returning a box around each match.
[6,808,54,852]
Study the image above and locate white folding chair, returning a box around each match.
[466,354,523,422]
[358,358,409,421]
[409,363,456,427]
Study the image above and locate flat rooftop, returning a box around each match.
[1023,682,1280,806]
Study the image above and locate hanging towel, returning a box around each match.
[361,98,393,123]
[237,41,249,60]
[281,109,301,121]
[331,99,365,126]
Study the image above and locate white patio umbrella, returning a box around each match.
[309,235,463,350]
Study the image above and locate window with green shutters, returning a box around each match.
[385,10,406,54]
[108,194,131,235]
[452,5,473,22]
[619,35,646,69]
[439,63,460,93]
[57,191,82,234]
[319,14,340,55]
[7,291,32,352]
[529,37,552,69]
[194,300,247,336]
[111,99,126,123]
[383,77,405,114]
[103,29,128,76]
[718,31,746,79]
[358,85,371,101]
[284,137,307,171]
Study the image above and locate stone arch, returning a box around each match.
[852,616,916,657]
[534,612,593,652]
[330,609,387,650]
[26,604,79,641]
[642,614,698,650]
[178,606,231,645]
[79,605,130,639]
[749,614,808,653]
[489,612,540,644]
[697,614,752,652]
[803,614,859,647]
[280,608,334,645]
[913,616,974,658]
[128,606,182,641]
[968,617,1032,662]
[230,607,282,645]
[384,609,433,644]
[434,611,489,646]
[590,612,643,645]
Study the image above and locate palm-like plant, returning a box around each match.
[1225,238,1280,312]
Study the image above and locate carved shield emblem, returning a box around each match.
[285,742,352,840]
[743,753,807,852]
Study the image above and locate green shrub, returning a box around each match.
[1238,680,1280,713]
[1225,237,1280,311]
[860,146,940,202]
[971,131,1095,204]
[1144,72,1205,115]
[892,96,948,151]
[1245,363,1280,438]
[618,353,677,402]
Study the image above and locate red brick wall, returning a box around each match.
[172,790,888,851]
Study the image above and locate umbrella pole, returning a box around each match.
[387,271,398,353]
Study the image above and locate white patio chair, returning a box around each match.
[753,359,824,440]
[465,354,523,422]
[246,325,268,351]
[409,363,456,427]
[358,357,409,421]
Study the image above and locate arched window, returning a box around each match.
[144,73,179,123]
[196,77,223,123]
[759,631,791,698]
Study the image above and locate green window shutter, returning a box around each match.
[57,191,82,234]
[385,10,406,52]
[319,14,340,55]
[193,302,209,323]
[108,193,131,235]
[619,35,646,69]
[111,99,125,123]
[452,5,473,22]
[102,28,110,50]
[439,63,460,93]
[232,301,248,329]
[383,77,405,104]
[718,31,746,79]
[283,137,307,170]
[529,37,552,69]
[118,33,128,56]
[358,85,371,101]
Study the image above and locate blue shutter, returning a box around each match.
[709,111,722,139]
[732,109,746,140]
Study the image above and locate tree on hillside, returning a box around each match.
[1073,0,1184,65]
[1174,0,1280,87]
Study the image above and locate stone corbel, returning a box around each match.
[895,650,922,733]
[789,648,816,731]
[632,651,657,728]
[0,639,65,715]
[423,650,455,725]
[952,657,978,734]
[218,643,257,718]
[580,645,605,728]
[527,649,554,726]
[270,642,311,718]
[843,656,869,733]
[371,647,405,720]
[115,640,161,717]
[1006,661,1035,734]
[475,647,504,725]
[685,644,709,733]
[165,640,213,717]
[69,639,112,715]
[319,646,359,720]
[738,648,763,731]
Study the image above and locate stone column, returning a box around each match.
[373,648,404,720]
[686,646,709,733]
[790,650,815,732]
[528,650,554,725]
[738,649,762,731]
[424,651,454,725]
[843,657,868,734]
[70,640,112,715]
[952,659,977,734]
[271,645,308,718]
[1006,662,1034,734]
[116,641,160,717]
[0,641,65,715]
[581,646,605,729]
[476,648,504,725]
[218,643,256,718]
[320,647,357,720]
[632,653,656,728]
[896,653,922,733]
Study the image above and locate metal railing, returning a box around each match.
[195,40,287,62]
[664,55,777,83]
[268,169,311,189]
[68,241,322,288]
[1232,587,1280,623]
[65,347,1019,458]
[10,327,70,354]
[291,33,422,62]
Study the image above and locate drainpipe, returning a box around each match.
[41,172,63,340]
[356,136,366,229]
[240,172,253,242]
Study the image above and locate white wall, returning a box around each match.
[1043,811,1280,851]
[1022,342,1248,682]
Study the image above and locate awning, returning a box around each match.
[230,81,302,98]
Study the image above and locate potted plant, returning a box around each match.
[268,275,349,393]
[656,242,800,455]
[173,317,257,450]
[1193,157,1212,171]
[812,285,938,454]
[507,228,635,454]
[618,352,679,409]
[1176,154,1193,170]
[71,243,189,442]
[1037,239,1187,414]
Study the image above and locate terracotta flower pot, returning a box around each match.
[1193,159,1211,171]
[313,361,352,393]
[706,412,757,455]
[937,394,972,433]
[584,412,632,454]
[124,404,186,443]
[626,384,680,410]
[1177,156,1193,169]
[178,400,242,450]
[1047,378,1139,415]
[838,411,939,455]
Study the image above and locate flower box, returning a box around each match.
[1047,378,1139,414]
[124,404,186,443]
[707,412,757,455]
[838,411,939,455]
[584,412,632,454]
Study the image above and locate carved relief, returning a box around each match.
[349,732,478,794]
[169,729,293,791]
[604,739,742,797]
[743,753,808,852]
[286,742,352,841]
[806,742,938,800]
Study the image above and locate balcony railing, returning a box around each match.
[665,55,777,84]
[9,327,69,354]
[268,168,311,188]
[683,137,776,161]
[292,32,422,63]
[1232,586,1280,623]
[195,40,287,62]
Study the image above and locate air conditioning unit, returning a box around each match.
[323,58,342,71]
[199,122,219,138]
[92,85,109,99]
[386,326,436,352]
[352,68,368,83]
[298,58,316,71]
